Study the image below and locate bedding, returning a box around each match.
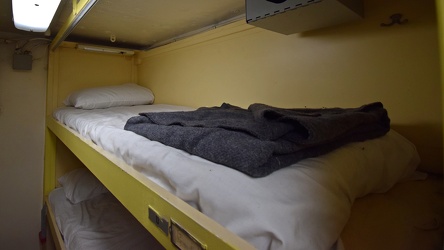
[63,83,154,109]
[124,102,390,177]
[48,187,164,250]
[53,104,420,250]
[58,168,109,203]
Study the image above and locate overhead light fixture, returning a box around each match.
[76,44,135,56]
[12,0,61,32]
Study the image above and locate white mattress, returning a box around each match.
[48,187,164,250]
[53,104,421,250]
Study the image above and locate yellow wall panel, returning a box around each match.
[51,43,136,110]
[437,0,444,174]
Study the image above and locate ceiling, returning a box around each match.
[0,0,246,50]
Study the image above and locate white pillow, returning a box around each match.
[58,168,109,204]
[64,83,154,109]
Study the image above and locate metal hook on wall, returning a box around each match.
[381,13,408,27]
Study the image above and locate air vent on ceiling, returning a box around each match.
[246,0,364,34]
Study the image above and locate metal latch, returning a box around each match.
[148,206,169,235]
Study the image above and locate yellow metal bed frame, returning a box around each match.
[44,116,254,249]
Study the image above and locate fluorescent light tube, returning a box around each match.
[76,44,135,55]
[12,0,61,32]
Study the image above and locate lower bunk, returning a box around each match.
[43,100,443,250]
[46,171,164,250]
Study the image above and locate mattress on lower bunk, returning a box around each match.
[53,104,422,250]
[48,186,164,250]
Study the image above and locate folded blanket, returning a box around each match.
[124,102,390,177]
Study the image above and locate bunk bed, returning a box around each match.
[43,83,443,250]
[47,168,164,250]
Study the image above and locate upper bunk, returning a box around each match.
[46,0,443,176]
[45,84,441,250]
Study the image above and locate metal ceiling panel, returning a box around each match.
[1,0,245,50]
[58,0,246,49]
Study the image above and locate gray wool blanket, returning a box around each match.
[124,102,390,177]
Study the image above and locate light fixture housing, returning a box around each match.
[12,0,61,32]
[76,44,135,55]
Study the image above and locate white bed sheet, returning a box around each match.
[53,104,420,250]
[48,187,163,250]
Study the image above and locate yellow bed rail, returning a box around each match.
[44,116,254,250]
